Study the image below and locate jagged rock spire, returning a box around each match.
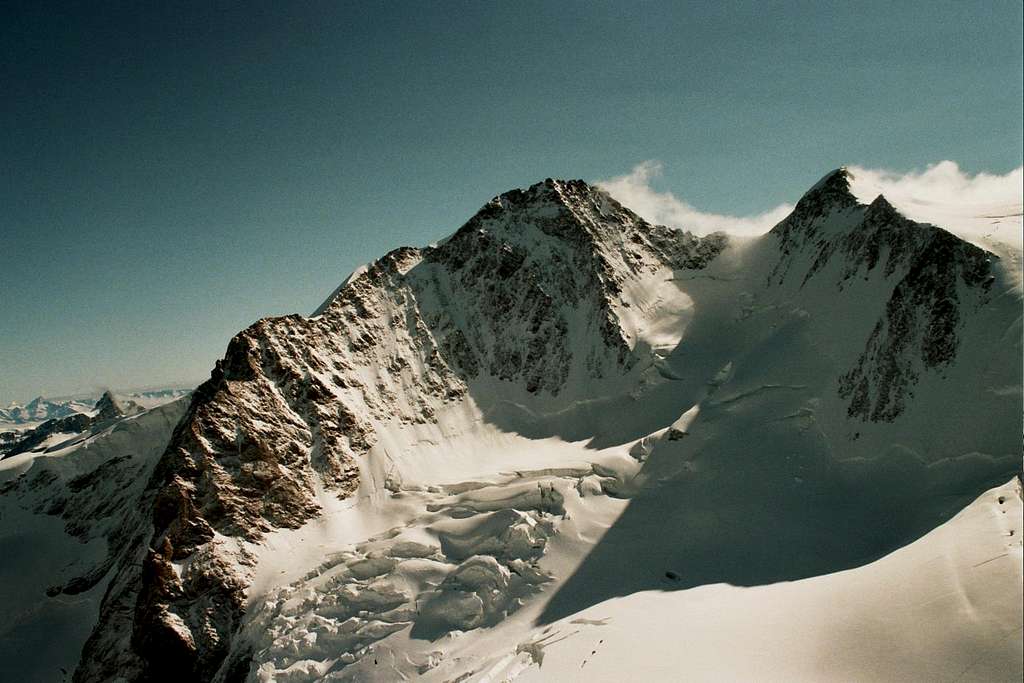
[94,390,124,422]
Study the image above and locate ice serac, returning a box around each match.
[768,167,999,421]
[75,179,727,682]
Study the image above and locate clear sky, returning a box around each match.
[2,1,1022,403]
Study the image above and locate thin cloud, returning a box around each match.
[597,161,793,236]
[847,161,1023,249]
[599,160,1023,250]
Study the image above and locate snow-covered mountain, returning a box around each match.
[1,171,1020,683]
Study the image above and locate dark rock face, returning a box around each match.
[768,168,863,285]
[0,430,19,450]
[75,179,727,682]
[769,168,997,422]
[838,229,994,421]
[94,390,142,422]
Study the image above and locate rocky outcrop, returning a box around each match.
[769,167,862,281]
[838,227,995,421]
[425,179,728,390]
[1,413,93,457]
[0,429,21,451]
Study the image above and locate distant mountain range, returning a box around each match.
[0,387,193,428]
[0,388,193,459]
[0,396,93,426]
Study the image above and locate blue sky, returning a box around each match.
[1,1,1022,403]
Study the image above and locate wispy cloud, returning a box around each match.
[597,161,793,236]
[846,161,1023,248]
[599,160,1023,249]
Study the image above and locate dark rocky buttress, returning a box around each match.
[770,168,997,422]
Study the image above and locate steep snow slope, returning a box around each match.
[0,398,189,683]
[51,171,1024,682]
[504,479,1023,683]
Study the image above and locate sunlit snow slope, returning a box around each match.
[507,479,1023,683]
